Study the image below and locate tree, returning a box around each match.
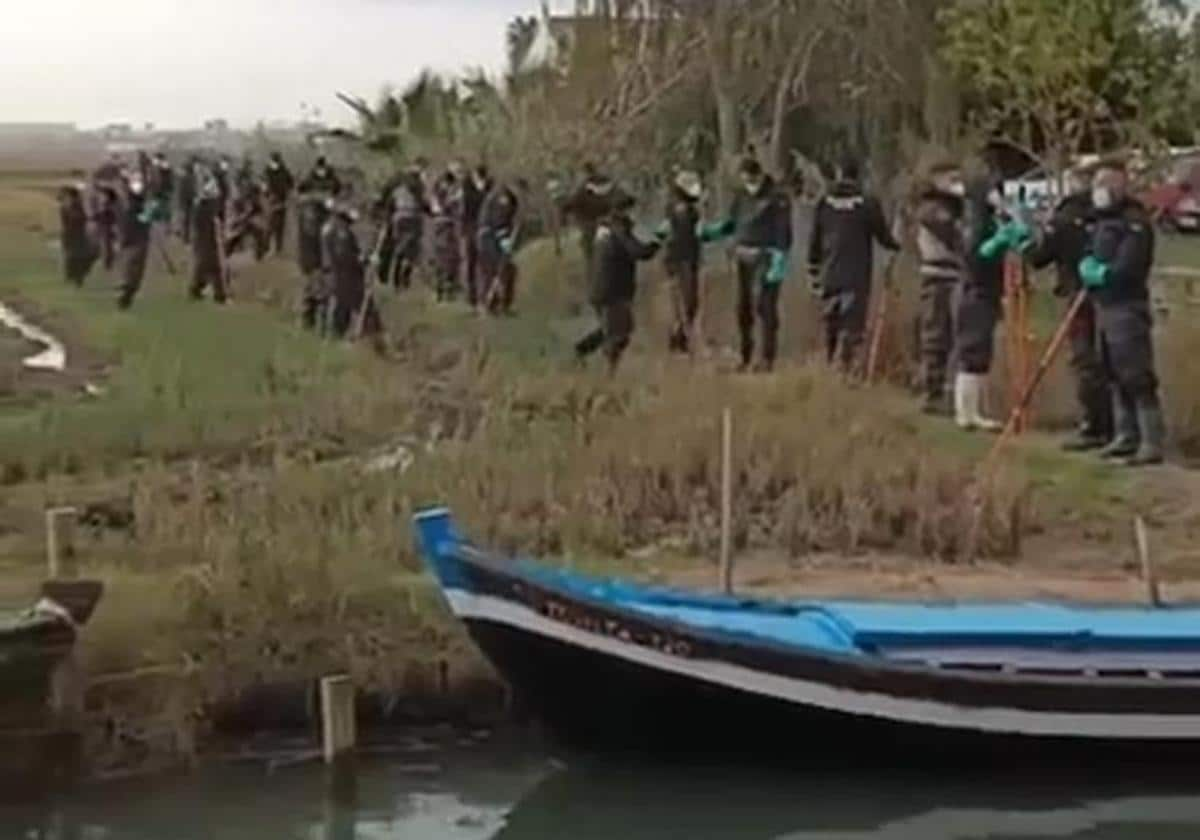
[940,0,1192,174]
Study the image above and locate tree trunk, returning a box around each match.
[702,6,739,207]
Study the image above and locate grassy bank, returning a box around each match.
[1,173,1197,773]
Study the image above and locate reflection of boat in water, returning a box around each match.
[416,508,1200,763]
[496,761,1200,840]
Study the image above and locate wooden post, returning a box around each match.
[1133,516,1163,608]
[719,408,734,594]
[320,675,357,764]
[46,507,78,580]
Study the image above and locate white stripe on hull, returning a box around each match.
[445,590,1200,741]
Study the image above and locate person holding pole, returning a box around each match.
[1024,167,1111,452]
[660,170,704,355]
[1077,158,1164,467]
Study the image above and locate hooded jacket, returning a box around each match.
[807,179,896,291]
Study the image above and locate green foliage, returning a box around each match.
[939,0,1194,166]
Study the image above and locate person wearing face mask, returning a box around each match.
[323,201,381,340]
[117,171,153,309]
[1077,159,1163,467]
[1024,165,1110,451]
[263,152,295,256]
[913,161,968,414]
[660,169,705,354]
[561,163,628,290]
[700,158,794,372]
[299,157,342,198]
[806,157,899,371]
[954,174,1014,431]
[460,164,491,306]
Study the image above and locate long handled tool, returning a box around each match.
[214,215,231,299]
[354,222,391,340]
[1003,254,1034,434]
[981,289,1088,477]
[865,253,899,383]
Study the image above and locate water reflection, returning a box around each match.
[3,743,1199,839]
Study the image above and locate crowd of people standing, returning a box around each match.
[55,146,1167,468]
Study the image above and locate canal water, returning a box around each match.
[3,737,1199,839]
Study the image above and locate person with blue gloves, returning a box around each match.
[1076,159,1163,466]
[1024,167,1111,452]
[476,177,522,315]
[574,192,660,373]
[806,157,899,371]
[700,158,793,372]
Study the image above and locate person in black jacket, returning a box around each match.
[189,175,227,304]
[460,163,490,306]
[93,182,120,271]
[477,178,521,315]
[574,193,660,373]
[297,190,332,331]
[1077,159,1163,466]
[702,158,793,372]
[806,159,898,370]
[117,172,152,309]
[1025,169,1111,451]
[58,185,97,286]
[662,170,704,354]
[264,152,295,255]
[177,157,198,244]
[561,163,627,286]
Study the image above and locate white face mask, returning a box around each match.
[743,179,763,195]
[987,188,1005,209]
[1092,186,1114,209]
[935,175,964,197]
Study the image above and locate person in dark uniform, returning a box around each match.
[385,166,428,289]
[189,175,227,304]
[151,152,174,225]
[177,156,198,244]
[321,201,383,341]
[806,158,899,370]
[1026,167,1111,450]
[701,158,794,372]
[913,161,968,414]
[462,164,492,305]
[58,184,97,286]
[264,151,295,255]
[215,157,233,223]
[953,175,1009,431]
[561,163,626,285]
[661,170,704,354]
[297,191,332,332]
[476,177,522,315]
[1078,159,1164,466]
[117,172,152,309]
[430,170,462,301]
[225,179,269,261]
[574,193,661,373]
[299,156,341,197]
[93,181,120,271]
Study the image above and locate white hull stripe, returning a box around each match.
[445,589,1200,741]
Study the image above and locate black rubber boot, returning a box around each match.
[1125,398,1166,467]
[1099,388,1139,460]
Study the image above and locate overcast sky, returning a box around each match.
[0,0,566,129]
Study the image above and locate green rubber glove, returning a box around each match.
[653,220,670,243]
[765,249,789,286]
[500,235,515,256]
[978,226,1012,261]
[1078,256,1110,289]
[699,218,735,244]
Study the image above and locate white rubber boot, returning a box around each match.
[954,372,975,430]
[965,372,1002,432]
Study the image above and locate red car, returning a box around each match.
[1142,159,1200,233]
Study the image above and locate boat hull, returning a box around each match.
[415,509,1200,763]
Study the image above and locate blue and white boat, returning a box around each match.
[415,507,1200,761]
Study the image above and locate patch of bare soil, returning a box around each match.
[0,292,112,408]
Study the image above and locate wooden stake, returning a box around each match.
[719,408,734,595]
[46,507,78,580]
[1133,516,1163,608]
[320,675,357,765]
